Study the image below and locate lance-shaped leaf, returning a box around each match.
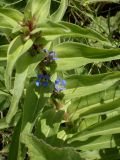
[67,84,120,121]
[54,42,120,71]
[83,0,120,6]
[0,8,23,22]
[20,83,49,159]
[25,0,51,24]
[78,98,120,119]
[8,118,22,160]
[60,21,108,42]
[70,135,119,150]
[5,36,33,90]
[31,21,69,35]
[50,0,68,22]
[6,52,46,124]
[35,109,64,147]
[0,26,12,35]
[22,134,82,160]
[63,72,120,100]
[0,13,17,28]
[21,84,48,134]
[34,21,109,43]
[65,72,120,120]
[0,89,10,96]
[0,45,8,61]
[65,72,120,89]
[0,118,9,129]
[0,8,23,34]
[68,115,120,143]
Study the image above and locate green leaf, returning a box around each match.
[83,0,120,5]
[65,72,120,89]
[0,118,9,129]
[5,36,33,90]
[20,82,49,159]
[63,72,120,100]
[0,45,8,61]
[0,89,10,96]
[0,7,23,22]
[70,135,119,150]
[0,7,23,32]
[68,115,120,143]
[60,21,108,43]
[67,85,120,121]
[25,0,51,24]
[55,42,120,58]
[21,77,53,136]
[0,13,17,28]
[40,21,109,44]
[6,52,46,124]
[0,96,10,111]
[54,42,120,71]
[35,109,64,142]
[80,148,120,160]
[8,118,22,160]
[0,26,12,35]
[79,98,120,119]
[51,0,68,22]
[31,21,69,35]
[22,134,82,160]
[0,13,16,35]
[21,84,38,133]
[64,73,120,120]
[6,65,28,123]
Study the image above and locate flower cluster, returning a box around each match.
[55,78,66,92]
[36,49,66,93]
[36,75,66,92]
[42,49,59,65]
[36,74,50,87]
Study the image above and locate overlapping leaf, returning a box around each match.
[5,36,33,90]
[50,0,68,22]
[54,42,120,71]
[22,134,82,160]
[6,51,46,123]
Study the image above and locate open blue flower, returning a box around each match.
[55,78,66,92]
[42,81,49,87]
[36,80,41,87]
[49,51,59,61]
[42,49,59,64]
[36,74,50,87]
[38,74,44,79]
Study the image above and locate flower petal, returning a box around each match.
[52,57,59,60]
[62,80,66,86]
[42,81,49,87]
[44,74,50,80]
[36,80,41,87]
[38,74,44,79]
[55,78,61,85]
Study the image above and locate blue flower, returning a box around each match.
[61,80,66,86]
[42,49,59,64]
[55,78,66,92]
[42,81,49,87]
[55,78,61,85]
[36,80,41,87]
[44,74,50,80]
[49,51,59,61]
[38,74,44,79]
[36,74,50,87]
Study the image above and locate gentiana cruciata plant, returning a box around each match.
[0,0,120,160]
